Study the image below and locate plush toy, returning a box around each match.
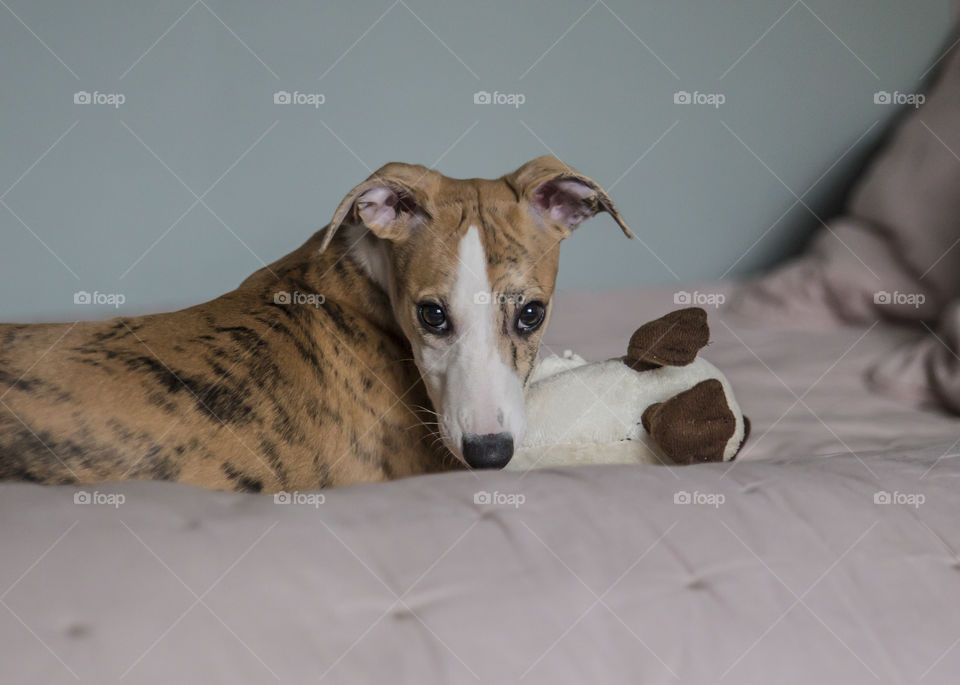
[508,308,750,470]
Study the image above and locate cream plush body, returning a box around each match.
[508,308,748,470]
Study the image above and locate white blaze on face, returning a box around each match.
[428,226,526,459]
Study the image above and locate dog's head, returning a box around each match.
[321,156,632,469]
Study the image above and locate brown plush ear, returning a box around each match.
[509,155,633,238]
[319,162,439,253]
[641,379,736,464]
[626,308,709,370]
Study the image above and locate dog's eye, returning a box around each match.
[517,301,546,333]
[417,302,448,332]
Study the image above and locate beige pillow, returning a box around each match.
[729,27,960,326]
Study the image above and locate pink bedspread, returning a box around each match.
[2,288,958,685]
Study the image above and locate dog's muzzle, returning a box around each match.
[462,432,514,469]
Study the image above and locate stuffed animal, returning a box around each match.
[508,308,750,470]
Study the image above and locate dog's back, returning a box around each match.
[0,231,450,491]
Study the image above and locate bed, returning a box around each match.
[2,285,959,684]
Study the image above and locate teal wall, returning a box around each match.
[0,0,954,320]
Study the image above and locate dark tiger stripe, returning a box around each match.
[221,462,263,493]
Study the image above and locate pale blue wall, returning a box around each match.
[0,0,954,321]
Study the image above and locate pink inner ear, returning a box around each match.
[357,187,399,229]
[533,179,597,228]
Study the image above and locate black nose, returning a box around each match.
[462,433,514,469]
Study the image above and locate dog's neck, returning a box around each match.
[240,224,402,338]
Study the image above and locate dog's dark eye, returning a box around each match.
[517,301,546,333]
[418,302,448,332]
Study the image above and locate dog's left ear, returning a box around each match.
[510,155,633,239]
[319,162,436,252]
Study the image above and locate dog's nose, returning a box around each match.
[462,432,514,469]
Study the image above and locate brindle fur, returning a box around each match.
[0,157,630,492]
[0,234,447,491]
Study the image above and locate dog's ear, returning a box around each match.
[510,155,633,239]
[319,163,435,252]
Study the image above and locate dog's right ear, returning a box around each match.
[319,163,435,253]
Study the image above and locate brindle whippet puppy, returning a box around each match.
[0,156,632,492]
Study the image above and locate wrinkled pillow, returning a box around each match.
[728,217,941,326]
[925,301,960,413]
[729,27,960,326]
[728,25,960,412]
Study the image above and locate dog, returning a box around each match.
[0,156,631,492]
